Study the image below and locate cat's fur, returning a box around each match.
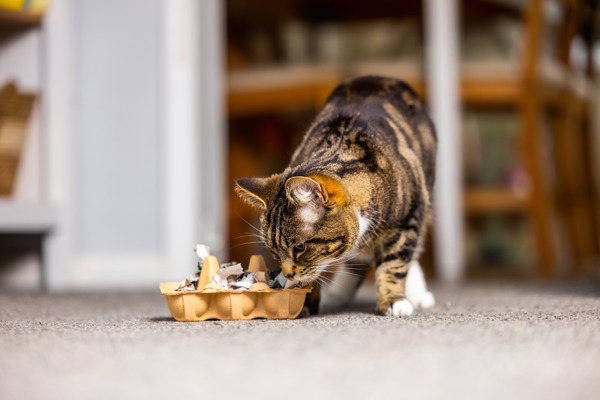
[236,76,436,317]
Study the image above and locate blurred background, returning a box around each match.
[0,0,599,291]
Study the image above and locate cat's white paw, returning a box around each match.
[407,290,436,309]
[405,260,435,310]
[386,299,414,317]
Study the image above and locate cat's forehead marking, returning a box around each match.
[298,206,320,235]
[299,206,319,223]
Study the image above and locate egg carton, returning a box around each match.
[160,255,312,321]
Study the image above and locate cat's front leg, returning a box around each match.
[375,233,417,317]
[375,261,413,317]
[302,282,321,316]
[306,282,321,315]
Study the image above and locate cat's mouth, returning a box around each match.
[281,263,320,285]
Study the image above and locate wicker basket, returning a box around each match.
[0,82,35,196]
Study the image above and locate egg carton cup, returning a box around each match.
[160,255,312,321]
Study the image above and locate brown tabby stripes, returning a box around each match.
[235,76,437,315]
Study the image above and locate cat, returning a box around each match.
[235,75,436,317]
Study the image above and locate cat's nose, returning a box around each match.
[282,263,295,279]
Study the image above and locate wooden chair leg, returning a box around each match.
[555,97,599,274]
[520,91,555,277]
[573,105,600,270]
[583,112,600,259]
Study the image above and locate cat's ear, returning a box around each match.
[235,175,280,210]
[307,174,349,207]
[285,176,327,206]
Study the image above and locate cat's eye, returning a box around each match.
[293,243,306,253]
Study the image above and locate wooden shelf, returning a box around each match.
[228,65,341,116]
[228,65,421,116]
[0,201,57,233]
[464,188,529,214]
[227,59,587,116]
[0,8,42,30]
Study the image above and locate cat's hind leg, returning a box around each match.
[405,260,435,309]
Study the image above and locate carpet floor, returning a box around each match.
[0,280,599,400]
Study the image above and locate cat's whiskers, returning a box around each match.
[235,233,264,240]
[234,235,266,245]
[312,273,335,290]
[312,258,365,275]
[322,261,366,268]
[230,240,266,250]
[314,267,363,279]
[317,250,360,267]
[309,268,362,292]
[316,247,355,263]
[321,266,366,274]
[231,229,267,250]
[318,264,367,273]
[235,212,264,238]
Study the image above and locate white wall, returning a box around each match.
[73,0,161,254]
[42,0,226,290]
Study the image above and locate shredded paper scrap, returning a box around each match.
[175,244,303,292]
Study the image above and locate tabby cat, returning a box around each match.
[236,76,436,317]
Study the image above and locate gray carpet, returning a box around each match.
[1,281,599,400]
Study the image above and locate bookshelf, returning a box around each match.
[0,4,53,291]
[0,6,46,235]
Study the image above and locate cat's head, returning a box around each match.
[235,173,358,284]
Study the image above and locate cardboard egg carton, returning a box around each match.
[160,255,312,321]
